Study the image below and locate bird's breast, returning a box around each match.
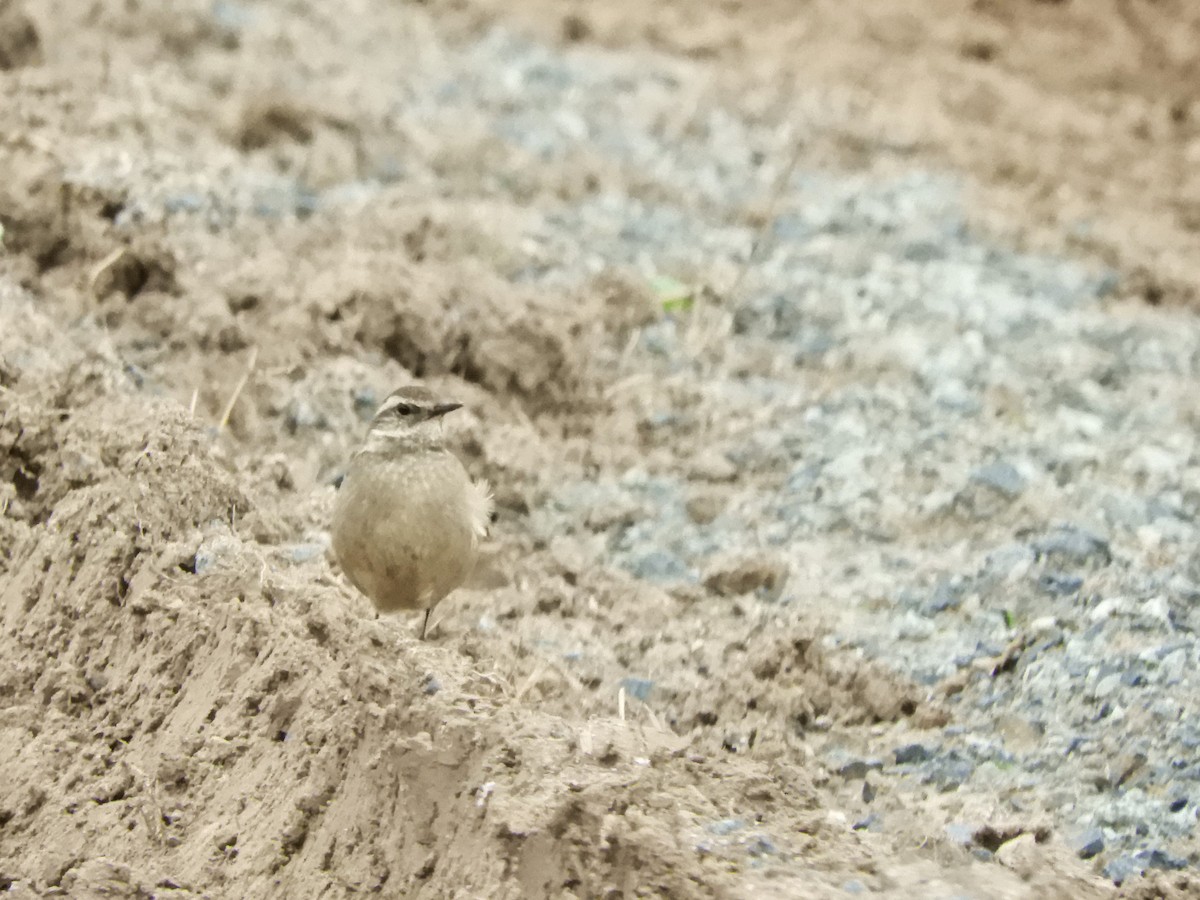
[334,451,477,551]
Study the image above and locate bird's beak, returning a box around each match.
[428,402,462,419]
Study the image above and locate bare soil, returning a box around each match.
[1,0,1197,898]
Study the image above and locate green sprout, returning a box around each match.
[650,274,693,314]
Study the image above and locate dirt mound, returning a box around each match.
[0,298,1054,896]
[0,358,1094,895]
[0,315,934,897]
[0,354,731,896]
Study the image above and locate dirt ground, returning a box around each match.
[485,0,1200,310]
[1,0,1198,897]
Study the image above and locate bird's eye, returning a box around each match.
[392,403,418,416]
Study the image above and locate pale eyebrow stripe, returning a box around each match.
[374,396,403,418]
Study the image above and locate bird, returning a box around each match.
[331,385,492,639]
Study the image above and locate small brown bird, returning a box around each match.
[332,385,492,639]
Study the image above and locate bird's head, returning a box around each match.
[361,385,463,454]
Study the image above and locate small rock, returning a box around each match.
[932,378,979,413]
[281,543,325,565]
[1136,524,1163,551]
[1100,492,1150,530]
[59,858,134,893]
[996,713,1044,750]
[703,554,788,599]
[944,822,975,846]
[625,550,690,582]
[896,610,934,641]
[685,492,724,525]
[919,489,956,518]
[852,812,883,832]
[1029,615,1059,636]
[982,543,1035,581]
[706,818,743,836]
[995,833,1041,875]
[689,450,738,483]
[620,677,654,701]
[1092,673,1121,700]
[836,758,883,780]
[784,462,822,493]
[1138,595,1172,629]
[1124,445,1179,483]
[1151,698,1182,720]
[584,496,642,531]
[825,810,848,829]
[192,534,242,575]
[1067,827,1104,860]
[746,834,777,856]
[1103,855,1143,886]
[165,193,206,214]
[1160,649,1188,682]
[640,320,678,357]
[1032,525,1111,568]
[925,752,974,789]
[1137,848,1187,871]
[213,831,238,851]
[352,388,378,420]
[925,578,962,614]
[1121,670,1147,688]
[285,398,327,433]
[1089,596,1128,622]
[811,714,834,732]
[212,0,254,32]
[1037,572,1083,596]
[970,461,1026,498]
[894,743,933,765]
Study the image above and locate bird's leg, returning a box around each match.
[420,608,431,641]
